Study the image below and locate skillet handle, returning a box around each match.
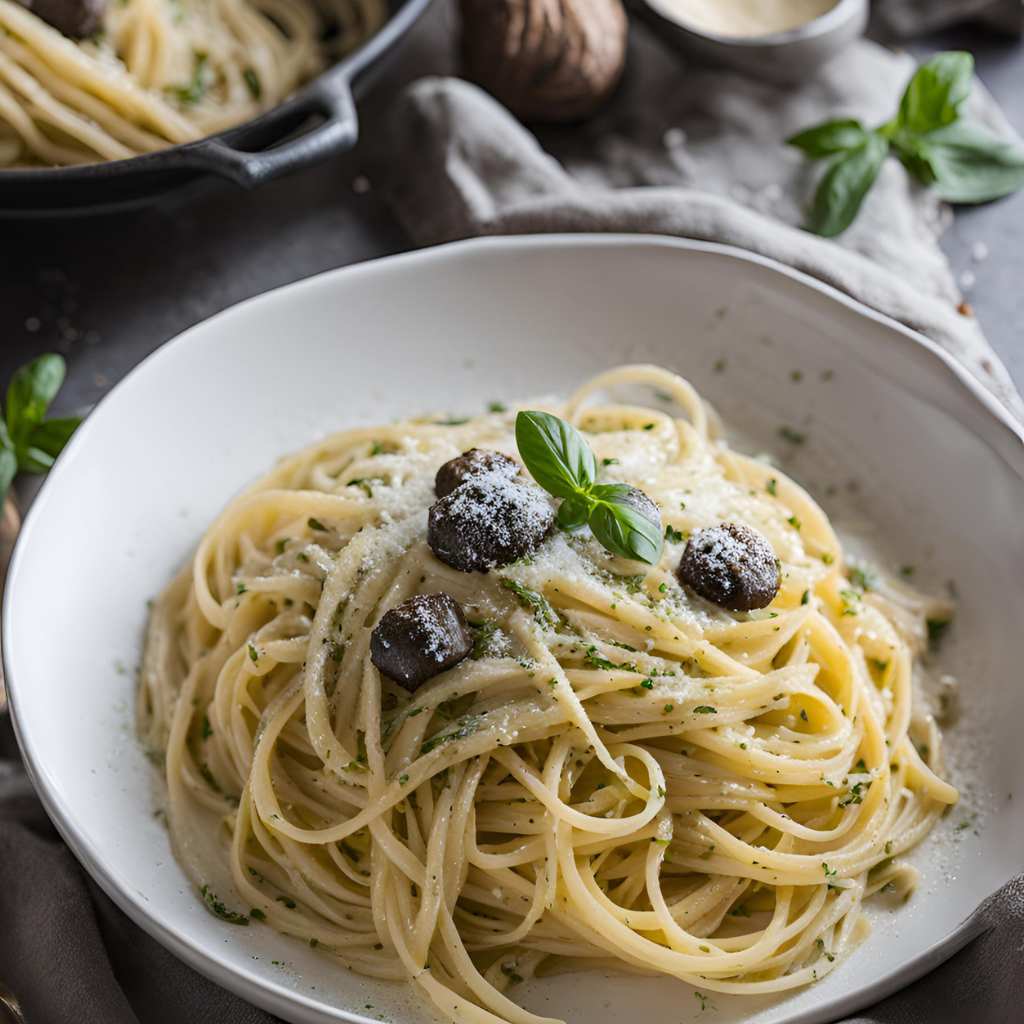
[178,72,358,188]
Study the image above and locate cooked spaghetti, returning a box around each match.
[140,364,957,1024]
[0,0,386,167]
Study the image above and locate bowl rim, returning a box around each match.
[640,0,868,49]
[4,232,1022,1024]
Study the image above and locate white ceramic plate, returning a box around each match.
[6,235,1024,1024]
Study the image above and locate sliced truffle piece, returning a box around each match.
[29,0,106,38]
[428,477,555,573]
[676,522,779,612]
[435,448,521,498]
[370,593,473,692]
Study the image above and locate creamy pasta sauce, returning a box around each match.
[660,0,839,38]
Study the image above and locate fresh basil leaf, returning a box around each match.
[589,495,664,566]
[17,446,55,474]
[0,447,15,507]
[589,481,633,502]
[902,120,1024,203]
[28,416,81,459]
[787,119,868,159]
[806,133,889,237]
[515,411,596,499]
[898,51,973,134]
[558,494,592,532]
[7,353,66,446]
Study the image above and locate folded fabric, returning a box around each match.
[381,31,1022,419]
[874,0,1022,38]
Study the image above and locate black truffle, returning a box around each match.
[428,477,555,573]
[676,522,780,611]
[435,448,521,498]
[369,593,473,692]
[30,0,106,38]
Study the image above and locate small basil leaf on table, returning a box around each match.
[28,416,82,459]
[807,133,890,238]
[6,353,66,446]
[787,119,868,159]
[16,447,55,474]
[903,120,1024,203]
[898,51,973,135]
[0,353,80,507]
[0,448,16,505]
[515,410,596,499]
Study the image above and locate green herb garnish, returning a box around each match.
[789,52,1024,236]
[0,353,80,507]
[515,410,663,564]
[201,885,248,924]
[243,68,261,99]
[174,52,210,106]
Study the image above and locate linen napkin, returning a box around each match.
[381,34,1023,419]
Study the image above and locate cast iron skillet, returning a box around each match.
[0,0,433,216]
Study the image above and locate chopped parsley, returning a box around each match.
[308,517,328,531]
[502,579,559,630]
[849,565,878,591]
[201,885,248,925]
[174,52,210,107]
[693,705,717,714]
[420,718,480,755]
[665,524,683,544]
[243,68,261,99]
[778,426,806,445]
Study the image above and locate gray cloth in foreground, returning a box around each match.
[382,34,1023,420]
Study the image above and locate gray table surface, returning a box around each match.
[0,2,1020,425]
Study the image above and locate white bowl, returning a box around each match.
[6,235,1024,1024]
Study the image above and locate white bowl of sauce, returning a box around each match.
[635,0,868,83]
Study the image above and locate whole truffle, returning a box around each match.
[435,448,521,498]
[30,0,106,38]
[428,477,555,573]
[676,522,780,612]
[460,0,628,123]
[370,593,473,691]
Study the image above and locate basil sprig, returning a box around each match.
[789,51,1024,237]
[515,411,664,565]
[0,354,80,507]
